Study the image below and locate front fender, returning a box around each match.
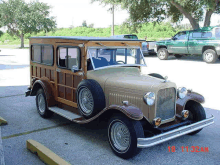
[105,104,144,120]
[176,91,205,112]
[31,78,56,107]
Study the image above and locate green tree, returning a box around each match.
[92,0,220,29]
[82,20,87,27]
[0,0,56,47]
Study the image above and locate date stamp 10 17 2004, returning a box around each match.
[168,146,209,153]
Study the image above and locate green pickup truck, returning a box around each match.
[155,26,220,63]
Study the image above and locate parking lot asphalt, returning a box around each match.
[0,49,220,165]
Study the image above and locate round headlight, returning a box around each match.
[177,87,187,99]
[144,92,155,106]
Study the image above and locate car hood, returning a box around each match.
[87,67,177,121]
[87,67,176,97]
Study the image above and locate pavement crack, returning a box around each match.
[0,94,25,99]
[2,122,73,140]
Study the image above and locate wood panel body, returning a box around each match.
[29,38,143,121]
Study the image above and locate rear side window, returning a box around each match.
[32,45,41,62]
[31,45,53,65]
[216,28,220,38]
[58,47,80,69]
[192,32,212,38]
[42,45,53,65]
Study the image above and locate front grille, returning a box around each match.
[156,88,176,121]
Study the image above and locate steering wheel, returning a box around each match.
[116,60,125,64]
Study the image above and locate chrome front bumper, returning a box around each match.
[137,115,214,148]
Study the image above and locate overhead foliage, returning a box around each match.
[0,0,56,47]
[92,0,220,29]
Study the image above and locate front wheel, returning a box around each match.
[108,115,144,159]
[185,102,206,135]
[203,49,217,63]
[157,48,169,60]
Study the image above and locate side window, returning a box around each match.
[215,28,220,38]
[174,32,187,40]
[58,48,67,67]
[58,47,80,69]
[31,45,53,65]
[42,45,53,65]
[192,32,202,38]
[32,45,41,62]
[202,32,212,38]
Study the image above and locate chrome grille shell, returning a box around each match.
[156,88,176,121]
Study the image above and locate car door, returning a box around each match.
[55,44,83,108]
[188,32,201,54]
[168,31,188,54]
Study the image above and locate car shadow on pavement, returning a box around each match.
[168,55,220,63]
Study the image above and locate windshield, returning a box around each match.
[124,35,138,39]
[88,47,146,70]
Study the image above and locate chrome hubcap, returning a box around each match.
[79,88,94,115]
[38,93,45,113]
[205,53,213,62]
[110,121,130,152]
[159,51,165,58]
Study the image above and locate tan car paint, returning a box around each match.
[87,67,177,123]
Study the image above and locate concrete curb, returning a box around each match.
[0,117,7,126]
[26,139,71,165]
[0,127,5,165]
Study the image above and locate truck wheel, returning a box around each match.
[36,89,53,118]
[108,114,144,159]
[77,79,105,119]
[148,73,164,79]
[185,102,206,135]
[157,48,169,60]
[203,49,217,63]
[174,54,182,59]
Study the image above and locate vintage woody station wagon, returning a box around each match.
[25,36,214,158]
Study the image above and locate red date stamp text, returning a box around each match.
[168,146,209,153]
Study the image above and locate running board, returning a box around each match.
[48,106,82,121]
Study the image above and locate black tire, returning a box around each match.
[36,89,53,118]
[148,73,164,79]
[185,102,206,135]
[77,79,105,119]
[157,48,169,60]
[108,114,144,159]
[174,54,182,59]
[202,49,217,63]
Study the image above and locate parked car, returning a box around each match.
[111,34,156,56]
[25,36,214,159]
[155,26,220,63]
[142,41,156,55]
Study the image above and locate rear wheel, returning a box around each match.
[203,49,217,63]
[108,114,144,159]
[157,48,169,60]
[36,89,53,118]
[185,102,206,135]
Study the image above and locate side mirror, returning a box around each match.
[172,37,177,40]
[71,65,79,73]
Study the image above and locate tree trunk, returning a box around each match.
[204,10,213,27]
[170,1,200,29]
[20,33,24,48]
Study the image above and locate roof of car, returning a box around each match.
[30,36,145,41]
